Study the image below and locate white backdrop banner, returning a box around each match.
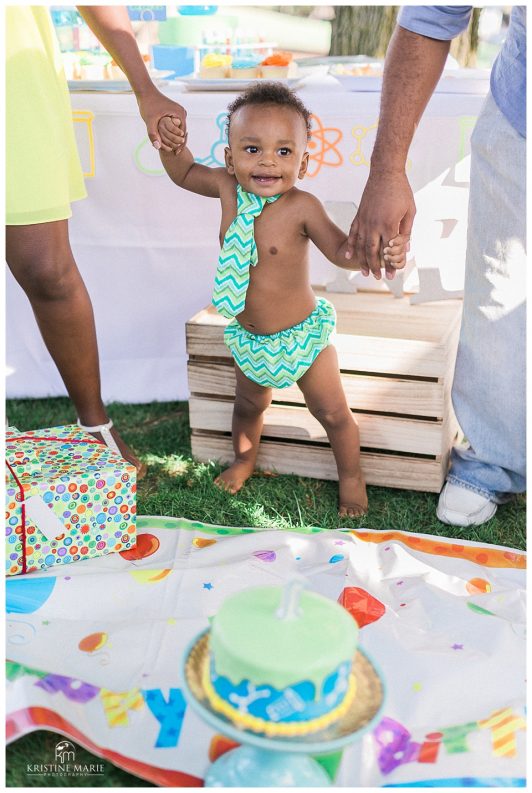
[6,75,488,402]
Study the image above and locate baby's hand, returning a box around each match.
[382,234,410,279]
[158,115,187,154]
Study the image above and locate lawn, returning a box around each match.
[5,397,526,786]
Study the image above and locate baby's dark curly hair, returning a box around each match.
[226,81,312,140]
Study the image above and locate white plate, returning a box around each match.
[67,72,172,92]
[331,68,490,95]
[329,74,383,93]
[68,80,133,92]
[178,76,305,92]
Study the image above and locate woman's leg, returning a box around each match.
[214,363,272,494]
[6,219,144,475]
[297,345,367,517]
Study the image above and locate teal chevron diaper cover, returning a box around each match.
[224,297,336,388]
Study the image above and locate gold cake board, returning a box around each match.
[184,630,384,747]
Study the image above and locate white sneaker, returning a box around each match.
[437,482,497,527]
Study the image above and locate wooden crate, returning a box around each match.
[186,288,463,492]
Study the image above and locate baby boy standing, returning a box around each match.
[158,83,407,516]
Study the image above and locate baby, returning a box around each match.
[158,83,407,517]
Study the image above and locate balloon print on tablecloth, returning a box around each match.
[253,550,276,562]
[120,533,160,561]
[6,576,56,614]
[467,603,496,617]
[465,577,494,616]
[338,586,386,628]
[306,114,343,178]
[209,734,240,762]
[466,578,492,595]
[130,569,172,584]
[7,620,36,646]
[193,537,218,549]
[79,631,110,665]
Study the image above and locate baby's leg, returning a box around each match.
[297,345,367,517]
[214,363,272,494]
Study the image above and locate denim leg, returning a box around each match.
[448,94,526,503]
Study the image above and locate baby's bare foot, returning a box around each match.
[338,473,368,518]
[214,459,255,495]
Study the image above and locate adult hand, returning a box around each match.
[346,170,415,280]
[136,86,187,153]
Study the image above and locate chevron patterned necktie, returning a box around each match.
[213,183,280,318]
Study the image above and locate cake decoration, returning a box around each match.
[204,577,359,735]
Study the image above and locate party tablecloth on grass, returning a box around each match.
[6,517,526,786]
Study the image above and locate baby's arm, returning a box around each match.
[302,193,408,271]
[158,116,225,197]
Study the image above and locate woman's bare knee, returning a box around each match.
[6,222,80,302]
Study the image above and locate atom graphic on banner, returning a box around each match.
[306,114,343,178]
[349,120,412,171]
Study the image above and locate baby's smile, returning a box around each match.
[252,174,281,185]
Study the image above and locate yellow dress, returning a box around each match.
[6,6,86,225]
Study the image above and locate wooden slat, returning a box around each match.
[314,288,463,342]
[186,325,451,379]
[188,290,463,343]
[191,433,446,492]
[188,360,445,417]
[186,324,460,381]
[189,396,444,456]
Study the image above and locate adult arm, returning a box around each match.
[76,6,187,151]
[347,7,472,279]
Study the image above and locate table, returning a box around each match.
[6,73,489,402]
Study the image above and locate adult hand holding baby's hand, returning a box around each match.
[158,116,187,154]
[136,86,187,153]
[346,170,415,280]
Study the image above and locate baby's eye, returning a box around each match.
[278,147,291,156]
[245,146,259,154]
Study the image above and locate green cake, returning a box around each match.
[203,580,358,736]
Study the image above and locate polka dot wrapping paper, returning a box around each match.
[5,425,137,576]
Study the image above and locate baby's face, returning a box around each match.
[225,104,309,197]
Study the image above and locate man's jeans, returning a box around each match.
[448,93,526,503]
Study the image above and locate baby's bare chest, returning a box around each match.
[219,201,307,269]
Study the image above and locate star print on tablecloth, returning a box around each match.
[306,114,343,178]
[203,583,214,590]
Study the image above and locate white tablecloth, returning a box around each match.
[6,74,489,402]
[6,519,526,786]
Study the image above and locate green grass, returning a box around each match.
[5,397,526,786]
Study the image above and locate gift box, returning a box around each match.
[5,425,137,576]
